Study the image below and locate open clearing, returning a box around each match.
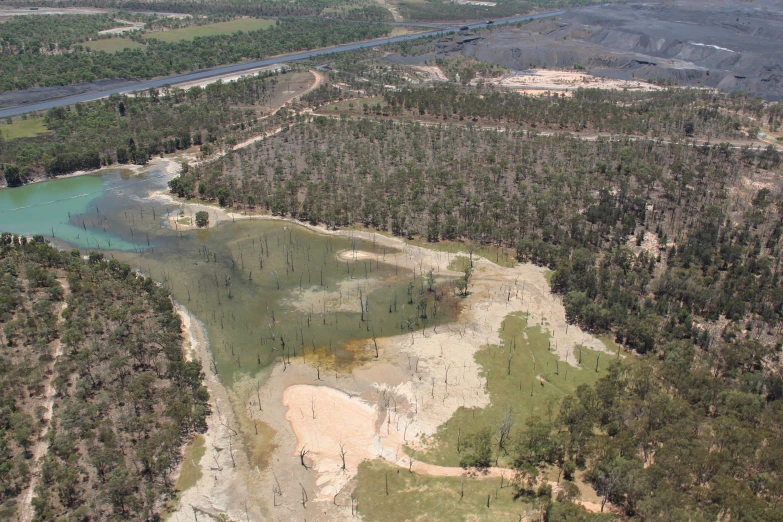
[0,117,49,139]
[143,18,274,42]
[483,69,661,95]
[83,37,146,53]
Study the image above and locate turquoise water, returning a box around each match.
[0,171,153,251]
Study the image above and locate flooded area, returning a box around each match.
[0,161,609,521]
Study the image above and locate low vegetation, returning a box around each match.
[141,18,275,42]
[0,117,49,140]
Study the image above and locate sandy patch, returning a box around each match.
[336,248,381,261]
[168,305,261,522]
[486,69,662,93]
[283,384,378,501]
[283,276,384,315]
[98,20,145,35]
[410,65,449,82]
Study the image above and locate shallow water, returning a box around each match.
[0,169,457,387]
[0,169,168,251]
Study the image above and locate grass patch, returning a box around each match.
[83,37,146,53]
[597,334,621,355]
[143,19,274,42]
[174,434,205,498]
[447,255,471,273]
[414,312,612,467]
[0,117,49,139]
[354,459,532,522]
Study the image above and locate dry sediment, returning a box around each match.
[157,187,612,519]
[169,305,261,522]
[246,232,611,518]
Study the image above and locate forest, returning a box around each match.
[0,17,389,91]
[0,235,207,520]
[1,70,289,179]
[4,0,616,20]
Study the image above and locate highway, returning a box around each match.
[0,10,568,119]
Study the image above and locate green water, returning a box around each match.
[0,171,150,251]
[113,219,458,387]
[1,170,461,477]
[0,170,457,387]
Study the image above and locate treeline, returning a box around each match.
[381,84,749,138]
[0,234,208,520]
[475,347,783,520]
[0,14,120,54]
[1,71,286,179]
[175,116,782,355]
[5,0,378,19]
[0,18,389,91]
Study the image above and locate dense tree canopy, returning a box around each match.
[0,234,208,520]
[0,18,389,91]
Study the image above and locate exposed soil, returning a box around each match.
[243,230,610,520]
[167,305,261,522]
[482,69,661,94]
[18,276,70,522]
[392,0,783,101]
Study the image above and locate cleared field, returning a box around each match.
[84,37,146,53]
[143,18,274,42]
[0,117,49,139]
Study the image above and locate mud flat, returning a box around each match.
[243,229,611,519]
[169,305,261,522]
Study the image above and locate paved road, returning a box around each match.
[0,9,572,119]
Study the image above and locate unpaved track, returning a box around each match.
[18,277,70,522]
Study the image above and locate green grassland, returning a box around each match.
[84,37,146,53]
[354,459,536,522]
[143,18,274,42]
[0,117,49,139]
[413,312,615,467]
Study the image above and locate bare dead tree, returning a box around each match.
[299,448,310,470]
[299,481,308,508]
[339,443,347,471]
[496,406,514,457]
